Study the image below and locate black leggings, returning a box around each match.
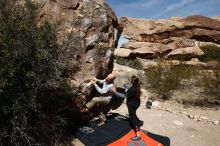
[127,99,140,131]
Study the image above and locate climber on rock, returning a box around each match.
[80,73,116,126]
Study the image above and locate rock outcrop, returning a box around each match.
[114,48,131,57]
[114,47,155,59]
[36,0,119,119]
[120,15,220,44]
[4,0,119,85]
[3,0,119,122]
[37,0,119,84]
[116,15,220,68]
[166,47,205,60]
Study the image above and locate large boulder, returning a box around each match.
[3,0,120,121]
[4,0,119,85]
[37,0,119,84]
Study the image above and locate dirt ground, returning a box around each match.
[72,100,220,146]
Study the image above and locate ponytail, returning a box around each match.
[131,75,141,99]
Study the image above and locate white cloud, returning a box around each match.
[120,0,161,9]
[154,0,195,18]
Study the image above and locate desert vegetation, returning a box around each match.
[196,64,220,99]
[0,1,77,145]
[115,45,220,106]
[199,45,220,62]
[115,56,143,70]
[143,62,199,100]
[143,60,220,107]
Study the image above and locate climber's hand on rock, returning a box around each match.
[91,80,96,85]
[91,77,97,82]
[111,87,116,93]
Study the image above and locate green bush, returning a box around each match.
[200,45,220,61]
[196,65,220,99]
[115,56,143,70]
[144,62,198,99]
[0,1,73,145]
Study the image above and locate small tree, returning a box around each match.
[0,0,73,145]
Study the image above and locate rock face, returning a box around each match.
[3,0,120,122]
[166,47,205,60]
[116,15,220,67]
[114,48,131,57]
[120,15,220,44]
[39,0,119,84]
[4,0,119,85]
[114,47,155,59]
[122,42,172,57]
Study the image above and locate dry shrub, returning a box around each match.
[196,64,220,99]
[115,56,143,70]
[144,61,199,99]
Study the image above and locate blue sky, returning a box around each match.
[105,0,220,19]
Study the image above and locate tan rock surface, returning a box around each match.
[114,48,131,57]
[166,47,205,60]
[122,41,172,54]
[120,15,220,44]
[119,15,220,62]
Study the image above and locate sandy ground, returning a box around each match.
[72,100,220,146]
